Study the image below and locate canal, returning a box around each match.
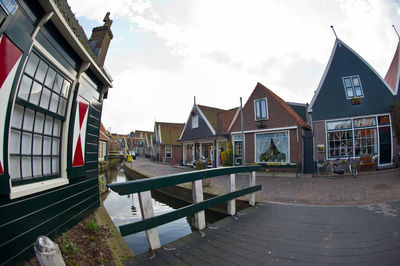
[102,165,227,255]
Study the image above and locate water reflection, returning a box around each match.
[102,166,227,255]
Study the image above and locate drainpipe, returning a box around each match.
[240,97,245,188]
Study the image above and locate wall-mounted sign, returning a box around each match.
[317,144,325,153]
[0,0,17,15]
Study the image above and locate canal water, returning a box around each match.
[103,166,226,255]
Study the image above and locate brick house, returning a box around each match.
[154,122,184,164]
[228,83,311,171]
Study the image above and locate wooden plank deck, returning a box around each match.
[125,201,400,265]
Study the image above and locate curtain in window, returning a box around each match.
[255,132,289,162]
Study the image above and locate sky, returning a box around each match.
[68,0,400,134]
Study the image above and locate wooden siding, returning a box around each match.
[0,177,100,265]
[311,40,395,121]
[180,108,214,141]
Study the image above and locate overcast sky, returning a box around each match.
[68,0,400,134]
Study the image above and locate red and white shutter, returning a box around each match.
[72,97,89,167]
[0,34,23,175]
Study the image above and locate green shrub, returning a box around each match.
[221,142,233,166]
[195,160,205,170]
[86,218,99,232]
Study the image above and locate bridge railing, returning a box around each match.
[107,165,262,250]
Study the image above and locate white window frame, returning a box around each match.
[342,75,364,99]
[192,114,198,128]
[254,98,268,120]
[9,42,76,199]
[165,145,172,158]
[254,130,290,163]
[232,134,245,165]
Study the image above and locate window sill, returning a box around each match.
[10,178,69,199]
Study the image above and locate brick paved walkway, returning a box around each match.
[129,157,400,206]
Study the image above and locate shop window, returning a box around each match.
[343,75,363,99]
[354,129,377,156]
[327,131,353,158]
[9,50,71,186]
[254,98,268,120]
[255,131,289,163]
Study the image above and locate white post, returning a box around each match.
[228,173,236,215]
[138,191,161,250]
[34,236,65,266]
[192,180,206,230]
[249,171,256,206]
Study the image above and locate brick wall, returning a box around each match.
[312,121,326,161]
[163,144,183,165]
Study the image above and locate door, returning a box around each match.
[302,132,314,174]
[379,126,392,165]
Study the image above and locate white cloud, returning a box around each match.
[69,0,400,133]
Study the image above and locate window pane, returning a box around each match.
[18,75,32,101]
[43,157,51,175]
[53,74,63,93]
[49,93,59,113]
[23,108,35,131]
[255,100,261,119]
[327,130,353,158]
[61,81,70,97]
[33,134,42,155]
[25,53,40,77]
[355,129,377,156]
[58,98,67,116]
[35,60,48,83]
[21,156,32,178]
[378,115,390,125]
[44,116,53,135]
[52,157,59,174]
[33,157,42,177]
[53,119,61,136]
[39,88,51,109]
[10,130,21,154]
[34,112,45,133]
[9,156,21,180]
[346,87,354,97]
[344,78,352,87]
[352,77,360,86]
[11,105,24,129]
[29,81,42,105]
[45,68,56,88]
[52,138,59,155]
[354,86,362,96]
[22,132,32,155]
[353,117,376,128]
[260,99,267,118]
[43,136,51,155]
[326,120,352,130]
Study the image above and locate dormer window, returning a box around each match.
[192,115,198,128]
[343,75,363,99]
[254,98,268,120]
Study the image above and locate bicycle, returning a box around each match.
[326,154,358,178]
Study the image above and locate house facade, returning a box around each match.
[308,38,396,167]
[0,1,113,264]
[178,103,237,167]
[154,122,184,164]
[144,131,154,158]
[228,83,311,170]
[98,122,110,162]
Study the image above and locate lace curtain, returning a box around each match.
[255,132,289,162]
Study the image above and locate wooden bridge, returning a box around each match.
[108,167,400,265]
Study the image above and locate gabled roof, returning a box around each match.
[384,42,400,95]
[134,130,153,138]
[197,105,226,131]
[228,83,309,132]
[287,102,308,123]
[308,38,395,121]
[155,122,185,145]
[217,107,239,134]
[99,122,110,141]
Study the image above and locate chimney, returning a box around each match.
[88,12,113,67]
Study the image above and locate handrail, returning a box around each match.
[107,165,262,250]
[108,165,261,195]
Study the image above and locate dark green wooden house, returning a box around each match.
[0,0,113,264]
[308,38,395,167]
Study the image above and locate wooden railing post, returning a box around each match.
[249,171,256,206]
[138,191,161,250]
[228,173,236,215]
[192,180,206,230]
